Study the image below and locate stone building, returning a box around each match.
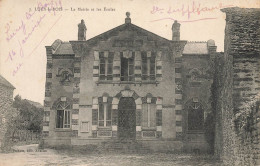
[214,8,260,165]
[43,13,217,152]
[0,75,15,151]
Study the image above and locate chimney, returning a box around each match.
[172,20,180,41]
[125,12,131,24]
[207,39,217,54]
[78,19,87,40]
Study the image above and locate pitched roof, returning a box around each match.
[51,23,212,55]
[52,40,74,55]
[0,75,15,89]
[85,23,170,44]
[183,42,209,55]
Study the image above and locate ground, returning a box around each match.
[0,144,222,166]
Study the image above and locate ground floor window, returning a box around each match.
[142,103,156,128]
[55,99,71,129]
[187,101,204,131]
[98,97,112,127]
[56,109,71,128]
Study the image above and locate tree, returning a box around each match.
[12,95,44,133]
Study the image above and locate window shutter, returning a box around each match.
[141,52,148,80]
[129,52,135,81]
[156,110,162,126]
[150,104,156,127]
[106,101,112,126]
[142,104,148,127]
[150,52,156,80]
[107,52,114,80]
[92,110,98,125]
[99,52,105,80]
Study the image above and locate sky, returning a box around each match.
[0,0,259,104]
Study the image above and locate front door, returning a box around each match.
[118,97,136,140]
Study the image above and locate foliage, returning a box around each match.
[204,55,223,154]
[12,95,44,133]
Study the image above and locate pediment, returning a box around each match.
[85,23,171,48]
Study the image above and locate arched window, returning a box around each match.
[55,99,72,129]
[187,100,204,131]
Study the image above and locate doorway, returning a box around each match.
[118,97,136,140]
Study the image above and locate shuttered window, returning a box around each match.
[142,103,156,127]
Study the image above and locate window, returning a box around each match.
[120,52,135,81]
[188,102,204,131]
[141,51,156,81]
[142,103,156,128]
[98,97,112,127]
[57,110,70,128]
[99,52,114,80]
[56,101,71,128]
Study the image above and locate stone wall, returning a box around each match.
[214,7,260,165]
[0,84,15,151]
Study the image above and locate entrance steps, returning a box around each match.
[98,140,151,153]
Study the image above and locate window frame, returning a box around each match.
[120,52,135,82]
[99,52,114,81]
[142,103,156,128]
[56,109,71,129]
[55,101,71,129]
[141,51,156,81]
[98,98,112,127]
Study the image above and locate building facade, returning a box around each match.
[43,13,217,152]
[0,75,15,151]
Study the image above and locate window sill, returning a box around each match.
[96,80,159,86]
[142,127,156,131]
[186,130,204,134]
[80,131,90,133]
[55,128,72,132]
[97,127,112,130]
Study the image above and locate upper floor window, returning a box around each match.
[141,52,156,81]
[120,51,135,81]
[99,52,114,81]
[94,51,161,84]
